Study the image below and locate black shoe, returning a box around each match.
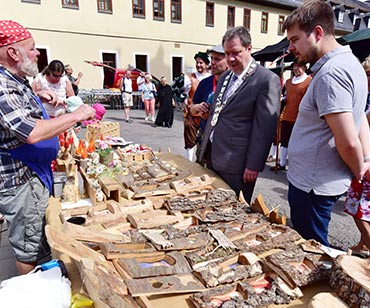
[125,119,133,123]
[270,164,287,171]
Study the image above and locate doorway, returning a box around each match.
[135,54,148,72]
[37,48,48,73]
[172,56,183,81]
[102,53,117,88]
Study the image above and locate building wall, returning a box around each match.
[2,0,293,89]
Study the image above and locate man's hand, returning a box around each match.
[73,104,96,123]
[77,72,83,78]
[243,168,258,183]
[190,102,210,119]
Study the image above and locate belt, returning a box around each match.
[123,91,132,94]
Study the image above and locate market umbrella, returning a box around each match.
[337,28,370,62]
[252,37,294,62]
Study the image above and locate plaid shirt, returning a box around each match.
[0,66,42,192]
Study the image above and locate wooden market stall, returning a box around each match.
[45,123,363,308]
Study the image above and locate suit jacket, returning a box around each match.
[200,63,280,174]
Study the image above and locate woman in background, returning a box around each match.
[32,59,74,117]
[141,74,157,122]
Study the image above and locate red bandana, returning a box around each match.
[0,20,32,47]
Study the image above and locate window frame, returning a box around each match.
[133,0,146,18]
[171,0,182,23]
[243,8,251,31]
[153,0,165,21]
[97,0,112,14]
[21,0,41,3]
[206,2,215,27]
[277,15,285,35]
[62,0,79,9]
[227,6,235,28]
[261,11,269,33]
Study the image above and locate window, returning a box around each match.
[206,2,214,27]
[353,14,359,25]
[153,0,164,20]
[338,11,345,23]
[62,0,79,9]
[133,0,145,17]
[97,0,112,13]
[227,6,235,28]
[278,15,285,35]
[243,8,251,31]
[21,0,40,3]
[261,11,268,33]
[171,0,181,23]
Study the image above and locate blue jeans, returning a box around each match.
[288,182,341,246]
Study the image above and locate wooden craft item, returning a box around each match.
[45,225,116,272]
[269,208,287,225]
[59,202,112,224]
[116,172,135,189]
[150,231,209,251]
[116,251,192,278]
[236,272,303,306]
[233,224,302,255]
[251,193,270,216]
[140,230,174,249]
[80,166,106,205]
[308,292,349,308]
[193,270,302,308]
[79,258,128,296]
[127,210,184,229]
[118,199,154,215]
[144,163,170,178]
[62,221,124,243]
[99,176,121,202]
[209,229,238,250]
[224,217,270,242]
[191,284,241,308]
[60,165,80,204]
[192,203,252,223]
[329,254,370,307]
[185,238,238,270]
[85,121,120,141]
[251,194,287,225]
[170,174,212,193]
[131,182,174,199]
[264,247,332,288]
[126,273,206,296]
[100,242,163,260]
[194,252,264,287]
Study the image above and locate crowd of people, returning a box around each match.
[1,0,370,278]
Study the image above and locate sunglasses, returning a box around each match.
[50,72,63,78]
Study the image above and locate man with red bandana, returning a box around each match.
[0,20,96,274]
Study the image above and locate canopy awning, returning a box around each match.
[252,37,294,63]
[337,28,370,62]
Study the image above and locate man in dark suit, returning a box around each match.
[199,27,281,203]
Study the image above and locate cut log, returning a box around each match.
[329,254,370,307]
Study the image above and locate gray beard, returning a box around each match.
[17,48,39,77]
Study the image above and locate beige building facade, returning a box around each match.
[2,0,296,89]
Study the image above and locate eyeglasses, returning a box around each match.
[51,72,63,78]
